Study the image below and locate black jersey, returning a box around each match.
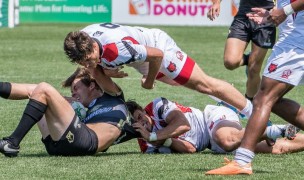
[84,92,140,144]
[237,0,274,15]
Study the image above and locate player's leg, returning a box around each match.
[31,82,75,141]
[245,44,268,99]
[0,82,73,157]
[223,38,248,70]
[0,82,37,100]
[255,133,304,154]
[183,63,252,118]
[223,16,250,70]
[272,98,304,131]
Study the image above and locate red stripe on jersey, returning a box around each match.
[156,72,165,79]
[144,102,154,117]
[122,36,139,44]
[173,56,195,85]
[101,43,118,62]
[137,138,148,153]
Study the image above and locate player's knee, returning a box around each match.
[219,140,237,152]
[33,82,55,97]
[223,59,239,70]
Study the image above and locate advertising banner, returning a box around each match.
[0,0,9,27]
[113,0,237,26]
[19,0,112,23]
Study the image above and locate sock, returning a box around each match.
[245,94,253,101]
[6,99,47,147]
[0,82,12,99]
[234,147,255,165]
[242,53,250,66]
[266,125,285,140]
[240,99,253,119]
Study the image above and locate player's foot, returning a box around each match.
[0,138,19,157]
[282,124,300,140]
[205,158,253,175]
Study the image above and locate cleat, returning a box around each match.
[282,124,300,140]
[206,158,253,175]
[0,138,19,157]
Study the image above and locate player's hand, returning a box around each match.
[141,75,155,89]
[246,8,272,25]
[103,66,128,78]
[269,7,287,26]
[207,1,221,21]
[133,122,150,140]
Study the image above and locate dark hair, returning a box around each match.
[125,99,143,115]
[62,67,100,90]
[63,31,94,64]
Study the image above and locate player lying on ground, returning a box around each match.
[63,22,254,120]
[0,66,140,157]
[126,97,301,154]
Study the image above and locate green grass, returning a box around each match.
[1,23,304,179]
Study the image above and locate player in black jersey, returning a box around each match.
[208,0,276,101]
[0,67,140,157]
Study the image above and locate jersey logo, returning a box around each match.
[66,131,74,143]
[268,63,278,73]
[167,61,177,72]
[102,43,119,62]
[93,31,103,37]
[176,51,184,61]
[281,69,292,79]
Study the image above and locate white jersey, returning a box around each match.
[138,97,210,153]
[263,0,304,86]
[81,23,161,69]
[276,0,304,50]
[81,23,195,85]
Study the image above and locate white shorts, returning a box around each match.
[130,30,196,85]
[263,43,304,86]
[204,105,240,154]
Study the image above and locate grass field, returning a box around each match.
[0,23,304,179]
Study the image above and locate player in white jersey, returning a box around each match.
[126,97,301,154]
[207,0,304,175]
[64,23,254,120]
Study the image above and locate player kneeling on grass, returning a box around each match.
[0,66,140,157]
[126,97,302,154]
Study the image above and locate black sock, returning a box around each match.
[0,82,12,99]
[242,53,250,66]
[6,99,47,147]
[245,94,253,101]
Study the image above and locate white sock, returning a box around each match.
[234,147,255,165]
[266,125,285,140]
[240,99,253,119]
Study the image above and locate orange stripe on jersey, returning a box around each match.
[173,56,195,85]
[101,43,118,62]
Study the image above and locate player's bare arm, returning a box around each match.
[103,66,128,78]
[87,66,122,96]
[142,46,163,89]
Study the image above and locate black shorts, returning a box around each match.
[227,15,276,49]
[42,115,98,156]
